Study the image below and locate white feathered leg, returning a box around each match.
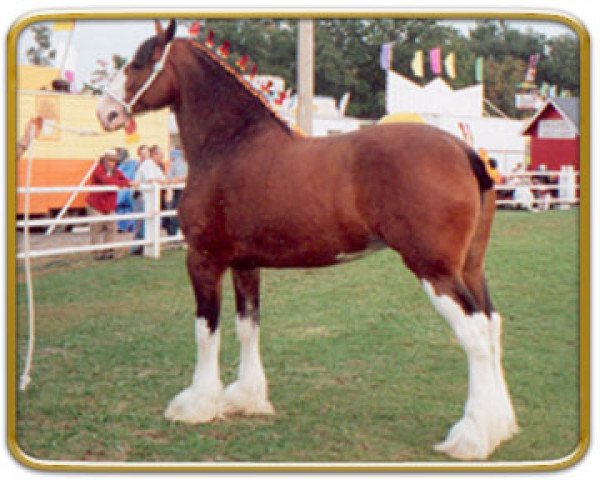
[223,315,274,416]
[165,318,224,423]
[423,280,518,460]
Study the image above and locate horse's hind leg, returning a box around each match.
[422,273,517,460]
[223,268,274,416]
[164,250,226,424]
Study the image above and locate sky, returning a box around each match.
[16,17,576,89]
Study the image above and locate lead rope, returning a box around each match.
[17,118,117,390]
[19,128,36,391]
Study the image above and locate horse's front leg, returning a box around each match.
[223,268,274,416]
[165,250,226,424]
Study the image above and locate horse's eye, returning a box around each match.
[130,62,145,71]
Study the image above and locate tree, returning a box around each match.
[182,18,579,120]
[538,35,580,96]
[26,24,56,66]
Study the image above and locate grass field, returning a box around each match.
[14,209,582,466]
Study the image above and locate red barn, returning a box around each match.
[522,98,580,171]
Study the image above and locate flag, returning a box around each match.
[429,47,441,75]
[379,42,394,71]
[525,53,540,83]
[475,57,484,83]
[411,50,424,78]
[63,69,75,84]
[560,89,571,98]
[53,20,75,31]
[444,52,456,79]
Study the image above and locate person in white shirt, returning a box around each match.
[131,144,167,254]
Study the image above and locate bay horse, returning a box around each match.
[96,20,517,460]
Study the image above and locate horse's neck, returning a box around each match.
[174,43,291,165]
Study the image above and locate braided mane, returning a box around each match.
[187,38,303,138]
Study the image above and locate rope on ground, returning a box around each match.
[19,128,36,391]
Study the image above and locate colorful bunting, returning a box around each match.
[475,57,484,83]
[63,69,75,84]
[525,53,541,83]
[379,42,394,71]
[411,50,424,78]
[444,52,456,79]
[429,47,441,75]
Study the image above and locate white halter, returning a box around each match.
[104,41,173,116]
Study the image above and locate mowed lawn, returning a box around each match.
[14,209,581,465]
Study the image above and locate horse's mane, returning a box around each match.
[186,38,300,137]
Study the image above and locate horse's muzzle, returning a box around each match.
[96,96,129,132]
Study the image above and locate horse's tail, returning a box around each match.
[466,148,494,192]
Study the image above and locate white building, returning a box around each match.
[385,70,527,174]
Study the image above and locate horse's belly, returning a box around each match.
[232,232,385,269]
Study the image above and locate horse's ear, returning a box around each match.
[152,20,177,62]
[164,19,176,44]
[154,19,176,44]
[154,19,164,36]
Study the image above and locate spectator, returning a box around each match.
[115,147,139,233]
[509,163,537,212]
[86,149,138,260]
[165,147,188,236]
[149,144,166,173]
[149,144,171,231]
[131,144,166,255]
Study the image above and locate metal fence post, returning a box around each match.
[143,183,161,259]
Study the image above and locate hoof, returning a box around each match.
[164,386,224,424]
[434,416,490,460]
[434,412,519,461]
[223,381,275,416]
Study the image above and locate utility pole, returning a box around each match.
[296,19,314,135]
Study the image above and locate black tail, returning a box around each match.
[466,148,494,192]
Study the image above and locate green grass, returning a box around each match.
[14,209,581,464]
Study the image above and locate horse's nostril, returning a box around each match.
[107,111,119,123]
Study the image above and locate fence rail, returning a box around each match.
[16,170,579,261]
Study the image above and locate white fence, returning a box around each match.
[17,182,184,260]
[494,166,579,208]
[16,169,579,261]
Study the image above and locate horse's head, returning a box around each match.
[96,20,178,132]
